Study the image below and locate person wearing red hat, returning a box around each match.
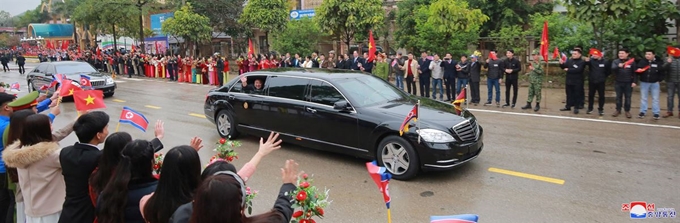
[662,46,680,118]
[585,48,610,116]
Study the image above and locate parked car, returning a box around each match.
[26,61,117,97]
[203,68,483,180]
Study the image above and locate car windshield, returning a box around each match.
[335,75,409,107]
[56,63,97,74]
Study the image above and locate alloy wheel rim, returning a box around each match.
[217,114,231,136]
[381,142,410,175]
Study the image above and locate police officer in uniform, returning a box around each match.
[521,49,544,111]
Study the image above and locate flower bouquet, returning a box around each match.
[289,174,331,223]
[245,186,257,215]
[209,137,241,163]
[153,153,163,176]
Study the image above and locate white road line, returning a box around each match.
[114,81,126,83]
[468,108,680,130]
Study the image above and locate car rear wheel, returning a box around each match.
[215,110,239,139]
[377,135,419,180]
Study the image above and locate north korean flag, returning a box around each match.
[430,214,479,223]
[119,106,150,132]
[80,75,92,89]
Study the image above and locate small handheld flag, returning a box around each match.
[73,90,106,111]
[667,46,680,57]
[367,30,376,63]
[80,75,92,89]
[560,52,568,62]
[589,48,602,57]
[623,58,635,67]
[430,214,479,223]
[118,106,150,132]
[636,65,650,73]
[552,47,560,60]
[398,104,419,136]
[489,52,497,61]
[10,82,20,91]
[59,80,81,97]
[452,87,467,115]
[366,161,392,223]
[39,84,49,91]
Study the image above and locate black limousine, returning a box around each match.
[204,68,483,180]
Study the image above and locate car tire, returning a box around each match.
[215,109,239,139]
[376,135,419,180]
[104,92,114,97]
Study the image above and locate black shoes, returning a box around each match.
[534,103,540,112]
[573,108,579,114]
[560,107,571,111]
[521,103,532,110]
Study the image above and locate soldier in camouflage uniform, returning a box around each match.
[521,49,544,111]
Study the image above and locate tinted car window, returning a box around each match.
[335,75,407,107]
[34,64,47,73]
[266,76,308,101]
[55,63,98,74]
[228,80,243,93]
[45,65,56,74]
[309,80,344,106]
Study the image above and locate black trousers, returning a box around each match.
[405,76,416,95]
[18,63,25,74]
[217,71,224,86]
[505,79,518,105]
[0,173,13,223]
[565,83,584,109]
[419,75,431,97]
[588,82,606,111]
[1,63,8,72]
[470,81,480,103]
[615,81,632,112]
[444,77,456,101]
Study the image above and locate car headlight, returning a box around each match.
[416,129,456,143]
[105,78,114,85]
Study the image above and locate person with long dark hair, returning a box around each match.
[2,114,64,222]
[189,159,300,223]
[89,121,165,205]
[96,139,157,223]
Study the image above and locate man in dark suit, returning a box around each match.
[350,51,363,70]
[418,52,432,98]
[336,55,346,69]
[361,52,374,73]
[311,51,320,68]
[441,53,458,101]
[467,55,482,105]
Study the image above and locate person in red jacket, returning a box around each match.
[223,58,230,85]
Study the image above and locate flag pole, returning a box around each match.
[416,99,421,144]
[115,122,121,132]
[466,84,470,110]
[544,58,549,109]
[387,208,392,223]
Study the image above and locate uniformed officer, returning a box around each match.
[521,49,544,112]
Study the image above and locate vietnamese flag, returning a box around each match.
[61,40,69,50]
[667,46,680,57]
[636,65,650,73]
[552,47,560,60]
[489,52,498,60]
[623,58,635,67]
[248,38,254,56]
[59,80,81,97]
[367,30,376,63]
[539,21,549,62]
[131,45,136,53]
[46,40,54,49]
[73,90,106,111]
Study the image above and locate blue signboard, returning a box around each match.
[289,10,315,20]
[150,12,174,37]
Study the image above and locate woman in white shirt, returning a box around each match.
[302,56,313,68]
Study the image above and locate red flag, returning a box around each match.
[398,104,418,136]
[552,47,560,60]
[46,40,54,49]
[636,65,650,73]
[39,84,49,91]
[366,162,391,209]
[489,52,498,60]
[80,75,92,89]
[73,90,106,111]
[589,48,602,57]
[61,40,69,50]
[248,39,254,56]
[452,87,466,115]
[539,21,549,62]
[367,30,376,63]
[623,58,635,67]
[59,80,81,97]
[131,45,136,53]
[77,46,82,56]
[96,47,101,57]
[667,46,680,57]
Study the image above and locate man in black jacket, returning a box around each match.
[586,49,610,116]
[350,51,363,70]
[15,53,26,75]
[216,54,225,86]
[483,50,503,107]
[441,53,458,101]
[502,50,521,108]
[559,49,587,114]
[0,52,8,72]
[467,55,482,105]
[611,48,637,118]
[636,50,664,119]
[418,52,432,98]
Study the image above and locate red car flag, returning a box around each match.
[119,106,150,132]
[367,30,376,63]
[452,87,467,115]
[539,21,549,62]
[80,75,92,89]
[398,104,418,136]
[73,90,106,111]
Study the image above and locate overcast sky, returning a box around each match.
[3,0,42,16]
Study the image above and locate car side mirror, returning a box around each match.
[45,73,52,76]
[333,100,351,111]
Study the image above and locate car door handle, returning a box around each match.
[228,95,235,100]
[306,107,317,113]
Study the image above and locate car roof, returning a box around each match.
[245,68,371,82]
[47,61,89,66]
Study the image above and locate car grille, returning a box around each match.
[452,118,479,142]
[91,80,106,87]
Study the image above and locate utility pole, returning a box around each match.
[137,0,149,53]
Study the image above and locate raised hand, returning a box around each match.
[154,120,165,140]
[258,132,283,156]
[281,159,301,184]
[190,136,203,151]
[50,104,61,116]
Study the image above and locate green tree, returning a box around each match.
[271,18,323,57]
[0,33,20,48]
[394,0,434,52]
[424,0,487,52]
[14,6,50,28]
[316,0,385,52]
[239,0,289,52]
[162,3,212,56]
[489,25,529,57]
[189,0,247,37]
[526,13,594,53]
[0,11,13,27]
[467,0,553,37]
[563,0,635,50]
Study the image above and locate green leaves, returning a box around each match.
[271,18,323,57]
[239,0,289,34]
[161,3,212,44]
[315,0,385,47]
[188,0,246,37]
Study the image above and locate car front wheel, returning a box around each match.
[215,110,239,139]
[377,135,419,180]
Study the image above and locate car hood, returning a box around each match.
[64,72,109,80]
[363,97,467,128]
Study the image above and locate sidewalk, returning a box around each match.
[390,79,680,126]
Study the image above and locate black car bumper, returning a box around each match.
[94,84,116,95]
[417,128,484,171]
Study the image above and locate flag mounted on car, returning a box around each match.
[80,75,92,89]
[452,87,466,115]
[430,214,479,223]
[119,106,150,132]
[398,103,419,136]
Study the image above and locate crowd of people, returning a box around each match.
[0,90,302,223]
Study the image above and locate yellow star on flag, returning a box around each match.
[540,41,544,45]
[68,89,74,95]
[84,95,95,105]
[368,42,373,49]
[671,50,676,54]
